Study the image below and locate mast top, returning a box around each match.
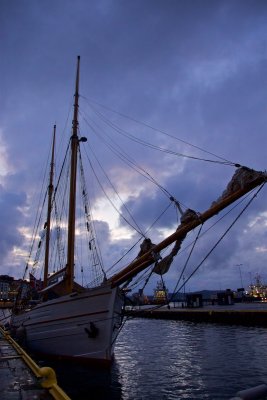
[70,56,80,143]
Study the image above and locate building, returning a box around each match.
[0,275,31,306]
[248,274,267,301]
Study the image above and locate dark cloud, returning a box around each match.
[0,184,26,264]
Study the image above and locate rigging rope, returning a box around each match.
[28,140,71,280]
[176,183,266,294]
[82,144,145,237]
[23,135,55,279]
[79,107,196,217]
[105,202,173,275]
[48,142,71,273]
[24,189,48,279]
[80,95,239,167]
[79,107,177,202]
[172,187,258,261]
[169,225,203,303]
[78,146,106,284]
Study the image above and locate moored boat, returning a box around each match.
[10,56,267,365]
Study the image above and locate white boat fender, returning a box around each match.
[85,322,99,338]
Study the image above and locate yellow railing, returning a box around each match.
[0,326,71,400]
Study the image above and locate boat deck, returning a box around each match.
[125,302,267,326]
[0,326,70,400]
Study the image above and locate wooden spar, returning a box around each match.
[43,124,56,288]
[109,172,267,288]
[65,56,80,294]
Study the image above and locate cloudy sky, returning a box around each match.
[0,0,267,294]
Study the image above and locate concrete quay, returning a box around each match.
[125,302,267,326]
[0,326,70,400]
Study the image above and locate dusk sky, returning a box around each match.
[0,0,267,294]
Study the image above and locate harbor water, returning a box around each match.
[47,317,267,400]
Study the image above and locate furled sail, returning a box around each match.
[212,166,264,206]
[153,209,199,275]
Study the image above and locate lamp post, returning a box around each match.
[182,275,186,308]
[235,264,244,301]
[235,264,244,288]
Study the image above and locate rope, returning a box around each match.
[105,202,172,276]
[80,96,238,166]
[79,107,176,201]
[81,138,144,237]
[78,146,106,283]
[171,187,258,261]
[176,183,266,294]
[170,225,203,302]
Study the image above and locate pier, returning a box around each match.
[0,326,70,400]
[125,302,267,326]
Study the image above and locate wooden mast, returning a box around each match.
[109,172,267,287]
[43,124,56,288]
[65,56,80,293]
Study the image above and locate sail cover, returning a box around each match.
[152,209,199,275]
[212,166,264,206]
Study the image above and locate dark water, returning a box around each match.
[48,318,267,399]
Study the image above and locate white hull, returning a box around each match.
[11,284,123,365]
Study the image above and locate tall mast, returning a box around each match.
[43,124,56,288]
[65,55,80,293]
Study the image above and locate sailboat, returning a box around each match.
[10,56,267,366]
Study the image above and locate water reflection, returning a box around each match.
[39,318,267,399]
[115,319,208,399]
[114,319,267,399]
[42,360,122,400]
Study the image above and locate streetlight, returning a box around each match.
[235,264,244,288]
[235,264,245,302]
[182,275,186,308]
